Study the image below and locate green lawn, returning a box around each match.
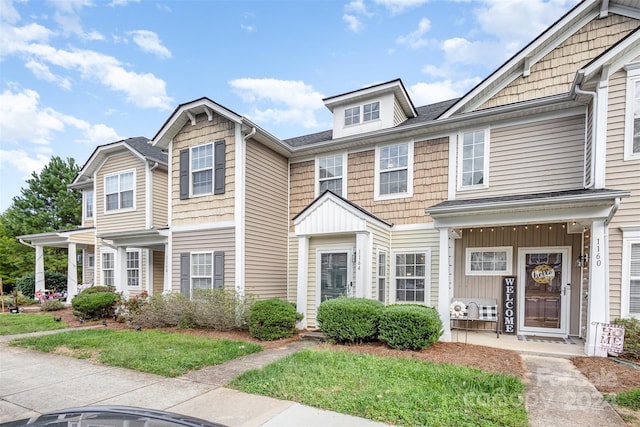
[10,329,262,377]
[0,313,66,335]
[230,349,527,427]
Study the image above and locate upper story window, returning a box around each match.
[191,143,213,195]
[363,102,380,122]
[345,106,360,126]
[84,190,94,220]
[179,140,226,200]
[105,171,134,212]
[625,63,640,161]
[317,153,346,197]
[459,129,489,189]
[375,141,413,200]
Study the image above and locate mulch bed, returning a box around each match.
[572,356,640,393]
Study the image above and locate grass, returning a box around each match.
[610,388,640,411]
[10,329,262,377]
[0,313,66,335]
[229,349,527,426]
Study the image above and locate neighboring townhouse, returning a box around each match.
[19,0,638,357]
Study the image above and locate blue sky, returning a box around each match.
[0,0,580,213]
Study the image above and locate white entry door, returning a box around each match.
[317,250,353,305]
[518,247,571,336]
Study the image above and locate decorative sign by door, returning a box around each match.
[503,276,517,334]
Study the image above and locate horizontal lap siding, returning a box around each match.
[370,223,391,303]
[606,68,640,319]
[171,228,235,292]
[171,113,236,226]
[152,250,165,295]
[391,227,440,306]
[456,115,585,200]
[288,235,298,303]
[244,139,289,299]
[69,230,94,245]
[480,15,638,110]
[96,153,146,234]
[152,169,168,228]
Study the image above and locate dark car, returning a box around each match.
[0,405,227,427]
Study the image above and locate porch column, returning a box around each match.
[355,231,370,299]
[66,242,78,303]
[35,245,45,293]
[437,227,452,342]
[585,220,608,356]
[116,247,127,296]
[296,236,309,329]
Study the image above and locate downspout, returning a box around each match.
[574,81,596,188]
[150,161,159,171]
[244,127,256,141]
[601,197,620,323]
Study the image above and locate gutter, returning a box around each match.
[18,238,35,248]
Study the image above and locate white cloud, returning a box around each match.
[409,78,481,105]
[396,17,431,49]
[374,0,429,14]
[241,24,256,32]
[0,0,21,24]
[345,0,371,16]
[128,30,171,58]
[109,0,141,6]
[0,148,51,178]
[343,14,363,33]
[0,86,122,148]
[229,78,325,128]
[25,60,72,89]
[442,37,500,66]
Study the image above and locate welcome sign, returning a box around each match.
[503,276,516,334]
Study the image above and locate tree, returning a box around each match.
[1,156,81,291]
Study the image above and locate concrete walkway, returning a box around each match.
[522,354,627,427]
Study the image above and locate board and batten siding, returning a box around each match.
[152,169,168,228]
[171,228,235,293]
[390,227,440,306]
[95,153,146,234]
[171,113,236,227]
[244,139,289,299]
[605,67,640,319]
[452,224,582,335]
[456,115,585,200]
[479,14,639,110]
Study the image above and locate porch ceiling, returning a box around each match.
[98,229,168,248]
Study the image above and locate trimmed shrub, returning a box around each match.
[612,317,640,361]
[15,271,68,299]
[72,291,118,320]
[378,304,443,350]
[129,292,193,328]
[41,299,66,311]
[115,291,150,323]
[192,288,255,331]
[79,285,115,295]
[248,298,303,341]
[317,297,383,344]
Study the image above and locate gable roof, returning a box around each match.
[294,190,392,228]
[69,137,166,189]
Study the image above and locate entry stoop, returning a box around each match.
[300,331,326,341]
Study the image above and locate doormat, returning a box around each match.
[518,335,576,344]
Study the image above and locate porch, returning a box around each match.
[455,330,585,358]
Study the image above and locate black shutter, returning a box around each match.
[179,149,189,200]
[213,251,224,289]
[214,140,225,195]
[180,253,190,297]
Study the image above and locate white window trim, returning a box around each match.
[101,250,115,287]
[104,169,136,214]
[315,152,348,198]
[390,249,430,305]
[624,63,640,161]
[344,100,381,128]
[190,142,214,197]
[377,249,388,303]
[465,246,513,276]
[126,249,142,288]
[457,127,490,191]
[83,190,94,221]
[344,106,360,127]
[621,229,640,318]
[374,140,414,201]
[87,253,94,268]
[363,101,381,123]
[190,251,213,293]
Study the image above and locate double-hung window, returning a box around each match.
[625,63,640,160]
[126,250,141,287]
[345,106,360,126]
[459,129,488,189]
[102,252,114,286]
[84,190,94,220]
[375,142,413,199]
[623,236,640,318]
[317,154,346,196]
[378,250,387,303]
[394,252,428,303]
[363,102,380,122]
[191,143,213,195]
[105,171,134,211]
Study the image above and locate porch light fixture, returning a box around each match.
[576,254,589,268]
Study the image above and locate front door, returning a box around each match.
[518,247,570,336]
[318,250,353,304]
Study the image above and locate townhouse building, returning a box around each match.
[19,0,639,356]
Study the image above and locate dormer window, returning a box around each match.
[345,107,360,126]
[363,102,380,122]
